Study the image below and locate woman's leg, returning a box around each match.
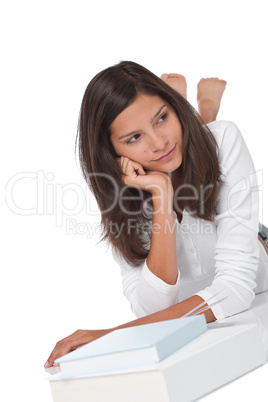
[160,73,227,124]
[197,78,227,124]
[160,73,187,99]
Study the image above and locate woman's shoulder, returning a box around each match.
[207,120,253,174]
[207,120,244,153]
[206,120,243,149]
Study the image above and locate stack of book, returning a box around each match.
[48,316,266,402]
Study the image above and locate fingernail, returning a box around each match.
[44,361,49,368]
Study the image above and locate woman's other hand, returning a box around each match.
[44,329,111,368]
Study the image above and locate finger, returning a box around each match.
[134,164,146,176]
[44,341,72,368]
[122,157,146,176]
[120,156,128,173]
[44,331,85,368]
[120,157,133,173]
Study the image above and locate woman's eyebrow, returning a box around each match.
[150,104,166,124]
[118,104,167,141]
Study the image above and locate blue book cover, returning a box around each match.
[56,316,207,375]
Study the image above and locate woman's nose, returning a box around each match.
[149,131,168,152]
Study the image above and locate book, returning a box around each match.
[55,316,207,376]
[49,322,266,402]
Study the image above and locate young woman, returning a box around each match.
[45,61,268,368]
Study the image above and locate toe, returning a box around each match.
[160,73,168,80]
[168,73,186,80]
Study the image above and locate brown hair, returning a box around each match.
[76,61,222,266]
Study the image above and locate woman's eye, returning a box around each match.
[127,134,140,144]
[158,113,168,123]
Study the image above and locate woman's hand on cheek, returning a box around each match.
[44,329,111,368]
[120,156,173,198]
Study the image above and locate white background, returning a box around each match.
[1,1,268,401]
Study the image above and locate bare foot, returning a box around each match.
[161,73,187,99]
[197,78,227,124]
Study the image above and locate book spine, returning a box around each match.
[156,316,207,361]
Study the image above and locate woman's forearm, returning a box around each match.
[113,295,216,332]
[146,191,178,285]
[45,295,216,367]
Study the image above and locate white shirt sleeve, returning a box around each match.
[112,249,180,317]
[195,121,260,320]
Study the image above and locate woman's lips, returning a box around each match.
[154,145,176,161]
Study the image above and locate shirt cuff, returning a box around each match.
[195,288,229,321]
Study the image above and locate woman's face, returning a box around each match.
[110,94,183,173]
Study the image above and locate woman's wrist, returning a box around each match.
[152,187,174,215]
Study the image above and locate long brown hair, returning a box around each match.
[76,61,222,266]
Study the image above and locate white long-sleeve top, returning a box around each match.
[113,121,268,321]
